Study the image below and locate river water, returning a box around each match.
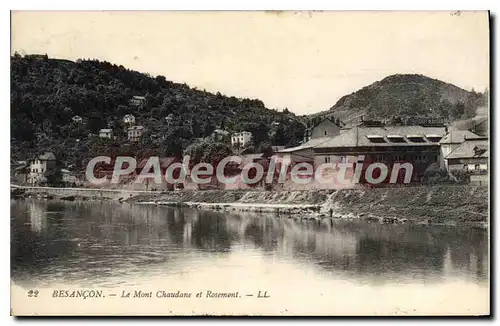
[11,199,489,315]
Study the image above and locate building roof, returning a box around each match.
[439,130,481,144]
[277,137,332,153]
[132,96,146,100]
[213,129,229,135]
[128,126,145,131]
[271,145,285,151]
[15,165,28,172]
[446,138,489,160]
[100,128,112,132]
[233,131,252,136]
[38,152,56,160]
[124,114,135,118]
[313,125,447,149]
[239,153,266,169]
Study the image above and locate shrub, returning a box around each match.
[422,168,472,185]
[450,170,472,184]
[422,169,451,185]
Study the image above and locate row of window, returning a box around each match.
[323,154,439,164]
[367,137,442,144]
[324,156,348,163]
[464,164,486,171]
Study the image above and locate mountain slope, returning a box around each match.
[321,74,487,125]
[10,54,305,167]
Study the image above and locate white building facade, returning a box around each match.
[439,130,481,170]
[128,126,145,142]
[231,131,252,147]
[27,152,56,185]
[123,114,136,124]
[99,129,113,138]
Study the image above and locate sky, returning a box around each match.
[11,11,489,115]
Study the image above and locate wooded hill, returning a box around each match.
[11,54,305,169]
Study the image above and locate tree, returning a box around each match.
[257,142,273,157]
[184,142,205,166]
[184,141,233,167]
[203,142,233,166]
[271,125,286,146]
[150,107,162,119]
[191,117,201,138]
[87,113,104,133]
[453,102,466,119]
[202,121,214,138]
[248,122,269,147]
[161,138,183,158]
[45,168,62,186]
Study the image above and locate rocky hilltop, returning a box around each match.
[312,74,487,126]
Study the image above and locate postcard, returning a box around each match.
[10,10,490,316]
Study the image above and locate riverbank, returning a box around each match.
[10,185,158,201]
[128,185,488,225]
[11,184,488,226]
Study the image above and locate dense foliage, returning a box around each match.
[422,168,472,185]
[11,54,306,169]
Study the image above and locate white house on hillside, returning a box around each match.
[231,131,252,147]
[123,114,136,124]
[27,152,56,185]
[72,115,83,123]
[99,129,113,139]
[128,125,145,142]
[165,114,175,125]
[129,96,146,108]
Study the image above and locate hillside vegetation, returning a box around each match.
[320,74,488,125]
[11,54,305,169]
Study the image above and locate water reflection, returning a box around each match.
[11,200,488,287]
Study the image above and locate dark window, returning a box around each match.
[368,138,386,143]
[407,137,426,143]
[387,137,406,143]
